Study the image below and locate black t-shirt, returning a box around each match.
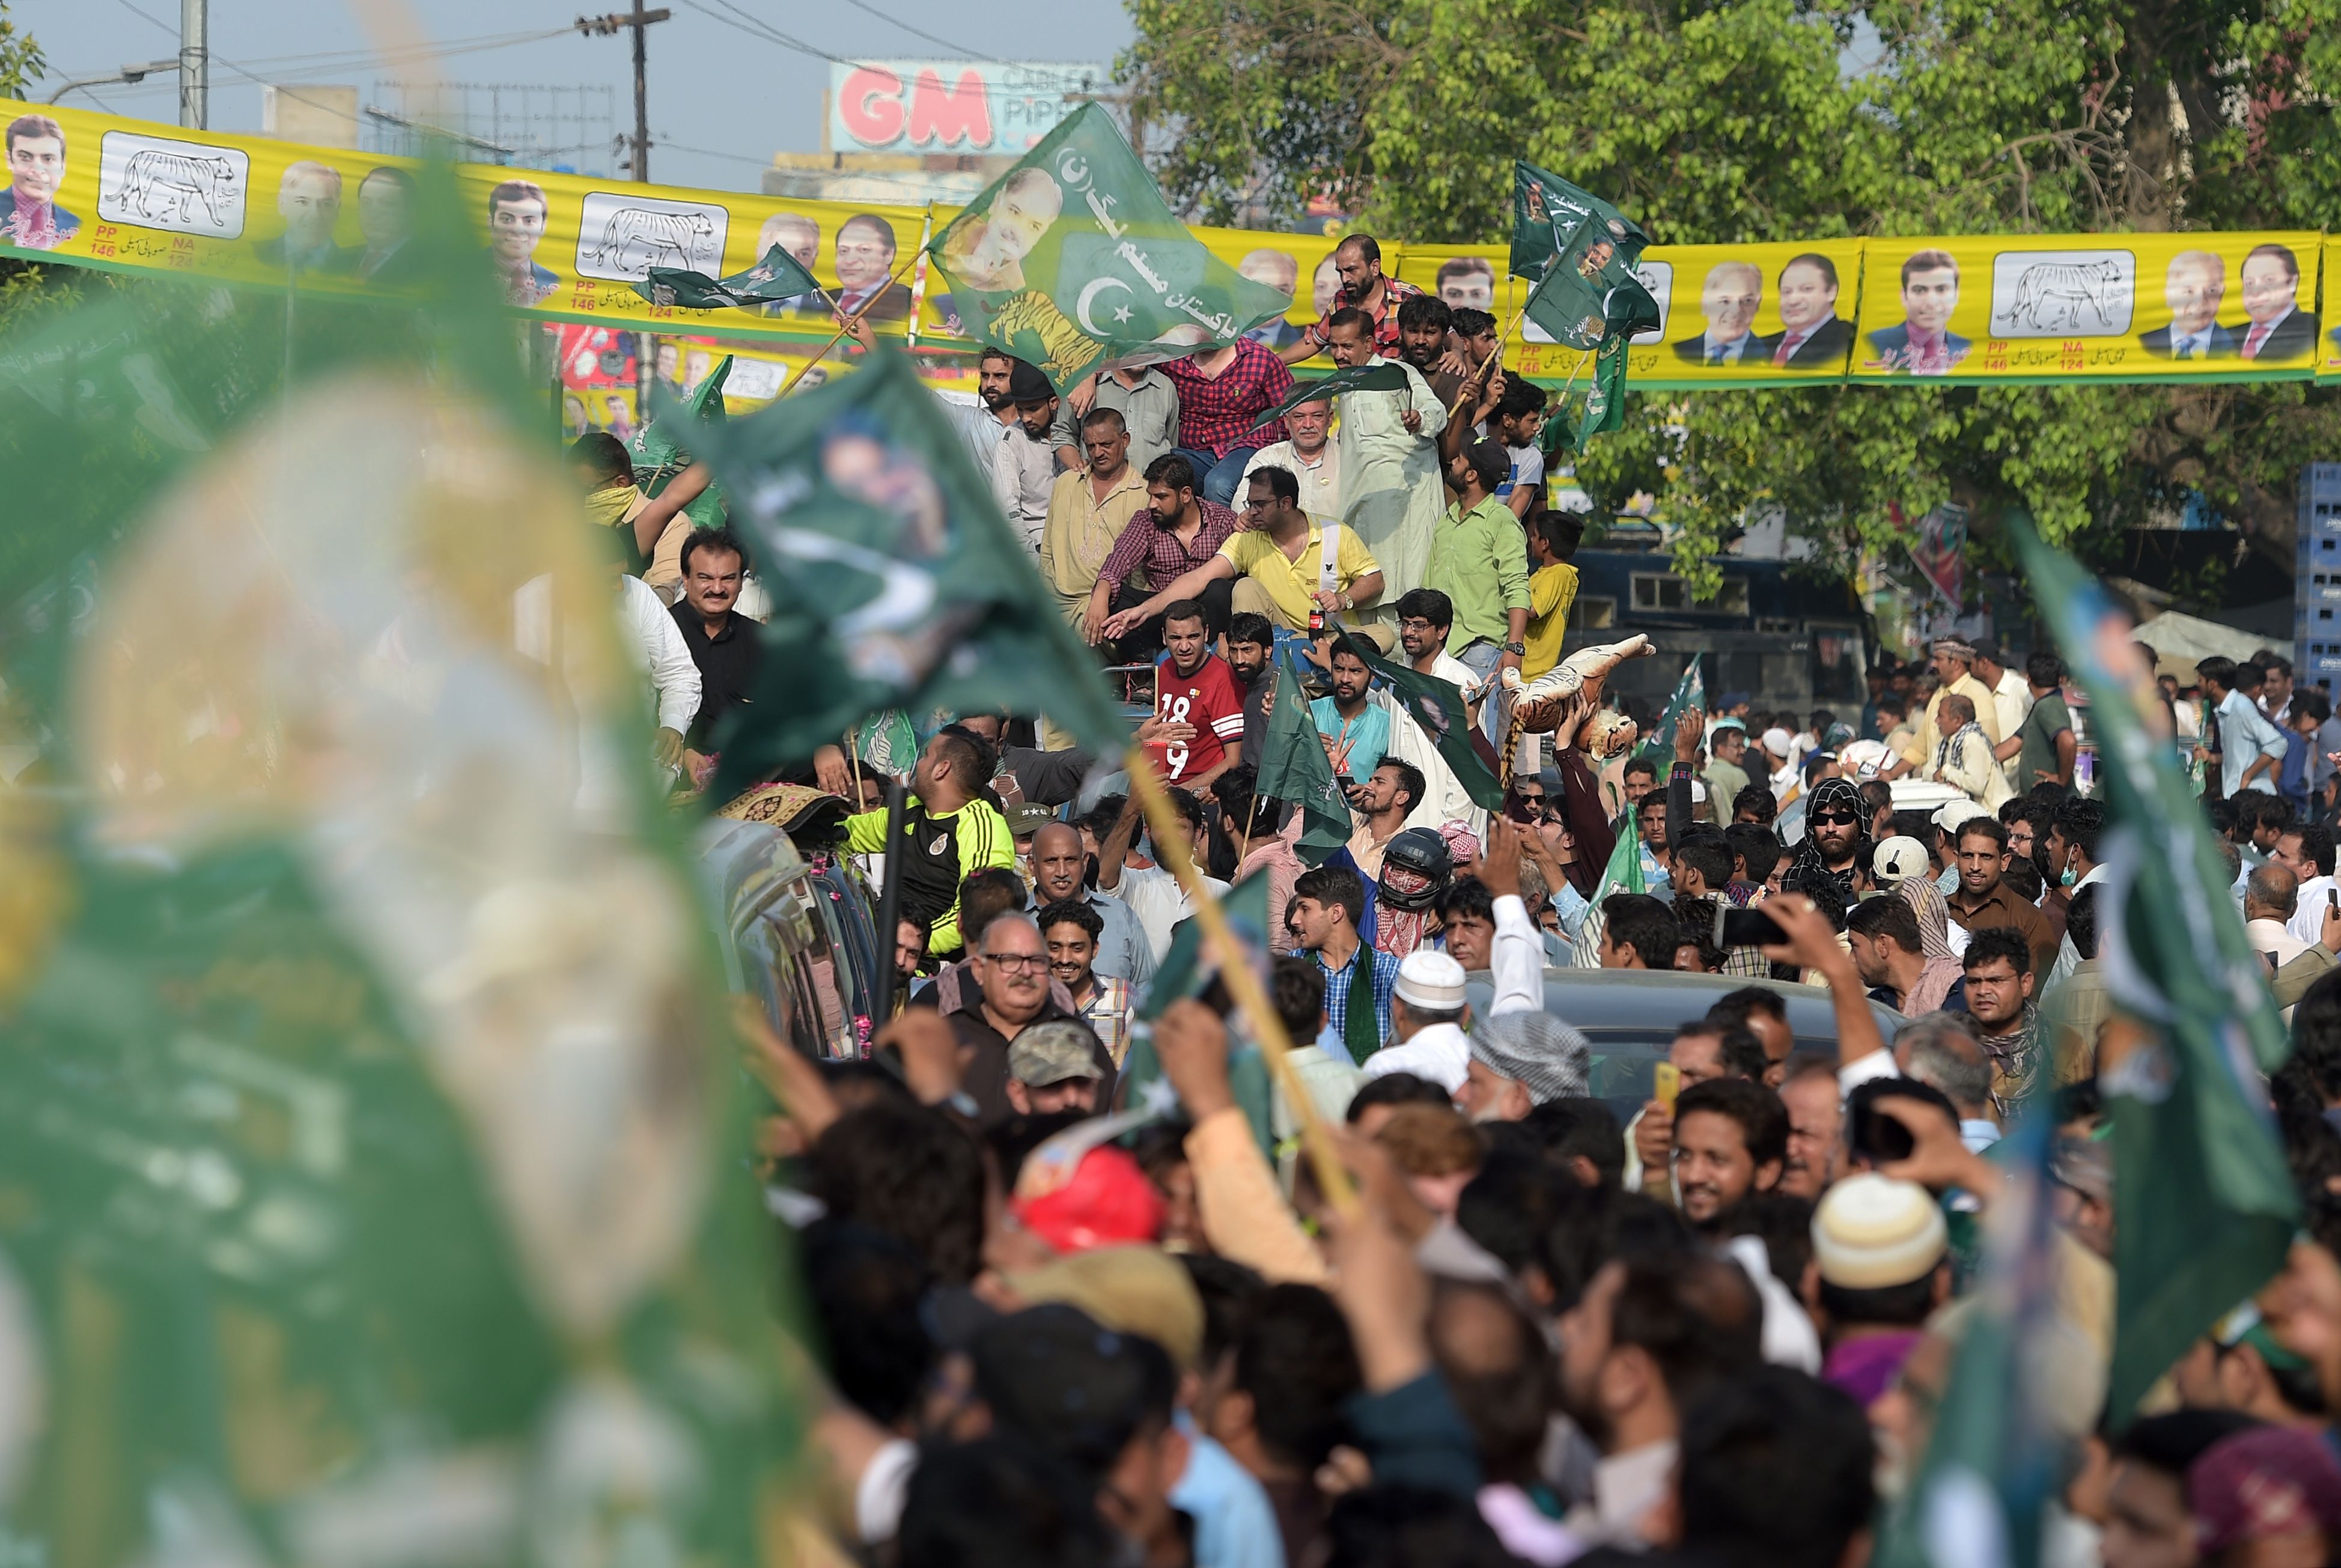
[669,604,763,750]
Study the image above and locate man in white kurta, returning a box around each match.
[1327,312,1445,629]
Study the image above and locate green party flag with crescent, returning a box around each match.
[1255,646,1355,865]
[925,102,1293,394]
[1336,633,1508,810]
[1512,163,1658,443]
[632,243,825,312]
[2009,515,2296,1421]
[695,348,1128,792]
[632,353,733,529]
[1637,656,1705,758]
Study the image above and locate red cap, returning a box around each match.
[1012,1146,1166,1254]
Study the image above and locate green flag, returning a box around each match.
[1246,365,1412,432]
[1256,646,1354,865]
[1637,656,1705,758]
[633,353,732,530]
[1573,327,1633,443]
[925,103,1292,393]
[2011,517,2297,1420]
[0,167,794,1566]
[1120,876,1279,1155]
[1513,163,1661,354]
[632,242,825,312]
[1569,801,1647,968]
[696,348,1127,789]
[1335,633,1508,810]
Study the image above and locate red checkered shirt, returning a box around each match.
[1160,340,1295,457]
[1304,275,1427,354]
[1094,500,1243,592]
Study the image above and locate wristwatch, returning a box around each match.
[1502,640,1527,656]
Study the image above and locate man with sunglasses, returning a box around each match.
[1788,776,1872,896]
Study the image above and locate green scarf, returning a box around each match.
[1341,944,1381,1066]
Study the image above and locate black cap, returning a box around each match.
[1008,359,1055,405]
[969,1304,1175,1481]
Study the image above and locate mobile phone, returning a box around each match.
[1652,1061,1681,1112]
[1719,907,1788,949]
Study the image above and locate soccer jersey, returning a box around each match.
[1148,652,1246,784]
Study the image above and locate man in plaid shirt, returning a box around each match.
[1289,865,1396,1060]
[1282,234,1426,366]
[1038,900,1138,1066]
[1161,338,1295,508]
[1081,453,1243,657]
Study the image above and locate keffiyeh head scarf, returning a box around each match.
[1788,777,1871,895]
[1467,1012,1591,1105]
[1896,874,1957,962]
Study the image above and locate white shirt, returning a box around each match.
[2286,874,2337,946]
[1699,332,1756,364]
[1116,861,1232,965]
[1242,440,1341,523]
[616,574,702,735]
[2168,327,2218,359]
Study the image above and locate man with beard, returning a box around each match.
[1086,455,1243,655]
[1327,308,1446,622]
[1946,816,2056,977]
[1846,894,1965,1017]
[1224,614,1277,768]
[993,361,1061,553]
[1788,777,1871,897]
[1667,1077,1789,1230]
[1557,1254,1765,1548]
[1394,588,1484,723]
[1027,821,1151,983]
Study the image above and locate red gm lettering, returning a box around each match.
[839,67,906,145]
[907,68,991,148]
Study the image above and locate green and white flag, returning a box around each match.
[1513,162,1658,445]
[1256,646,1354,866]
[926,103,1293,394]
[695,348,1128,791]
[632,353,732,529]
[1569,801,1648,968]
[1336,633,1507,809]
[632,242,826,312]
[1247,365,1412,431]
[1638,656,1705,758]
[2011,517,2297,1420]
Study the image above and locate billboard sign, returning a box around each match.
[828,61,1109,155]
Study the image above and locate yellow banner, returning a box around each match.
[1851,232,2321,381]
[2318,239,2341,382]
[1,97,2329,392]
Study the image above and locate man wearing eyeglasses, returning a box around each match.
[947,913,1115,1126]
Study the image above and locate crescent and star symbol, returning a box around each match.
[1076,275,1136,335]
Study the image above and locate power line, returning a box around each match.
[806,0,1000,62]
[675,0,860,67]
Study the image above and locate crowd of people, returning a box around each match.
[573,236,2341,1567]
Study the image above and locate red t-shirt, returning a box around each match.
[1148,652,1246,784]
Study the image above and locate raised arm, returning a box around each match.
[1094,789,1145,895]
[1100,556,1239,640]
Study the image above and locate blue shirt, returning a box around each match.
[1310,696,1391,782]
[1170,1420,1287,1568]
[2217,689,2286,797]
[1076,889,1156,985]
[1315,941,1396,1050]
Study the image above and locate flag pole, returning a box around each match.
[869,774,910,1031]
[1446,297,1532,423]
[1122,747,1360,1217]
[775,252,921,400]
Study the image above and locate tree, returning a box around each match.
[1124,0,2341,595]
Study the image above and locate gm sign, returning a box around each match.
[829,61,1106,155]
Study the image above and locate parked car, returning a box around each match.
[696,816,881,1060]
[1463,968,1903,1123]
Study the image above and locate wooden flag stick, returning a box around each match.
[775,252,921,400]
[1446,299,1533,422]
[1122,747,1360,1217]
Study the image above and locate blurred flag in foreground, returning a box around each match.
[1254,646,1356,866]
[2012,517,2295,1420]
[1638,655,1705,758]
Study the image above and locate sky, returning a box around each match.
[24,0,1137,193]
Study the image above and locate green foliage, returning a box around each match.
[1124,0,2341,600]
[0,0,44,100]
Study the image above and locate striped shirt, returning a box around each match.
[1095,500,1243,595]
[1314,942,1396,1049]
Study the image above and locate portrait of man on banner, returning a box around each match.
[1866,248,1970,376]
[1,114,79,252]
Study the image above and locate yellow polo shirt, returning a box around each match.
[1218,521,1381,632]
[1521,562,1580,681]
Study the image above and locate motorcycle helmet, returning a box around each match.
[1379,827,1454,911]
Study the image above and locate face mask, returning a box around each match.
[583,484,639,529]
[2061,866,2077,887]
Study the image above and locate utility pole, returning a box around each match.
[179,0,208,129]
[574,4,669,182]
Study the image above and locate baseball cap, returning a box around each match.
[1932,797,1989,833]
[1811,1173,1948,1290]
[1007,359,1055,404]
[1393,950,1468,1011]
[1011,1144,1164,1254]
[1466,1012,1590,1104]
[970,1302,1177,1481]
[1872,836,1930,887]
[1008,1020,1103,1088]
[1003,1245,1205,1371]
[2188,1427,2341,1555]
[1006,801,1058,837]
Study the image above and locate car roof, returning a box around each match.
[1463,966,1902,1045]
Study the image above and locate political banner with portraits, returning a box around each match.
[1851,232,2321,382]
[5,96,2339,394]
